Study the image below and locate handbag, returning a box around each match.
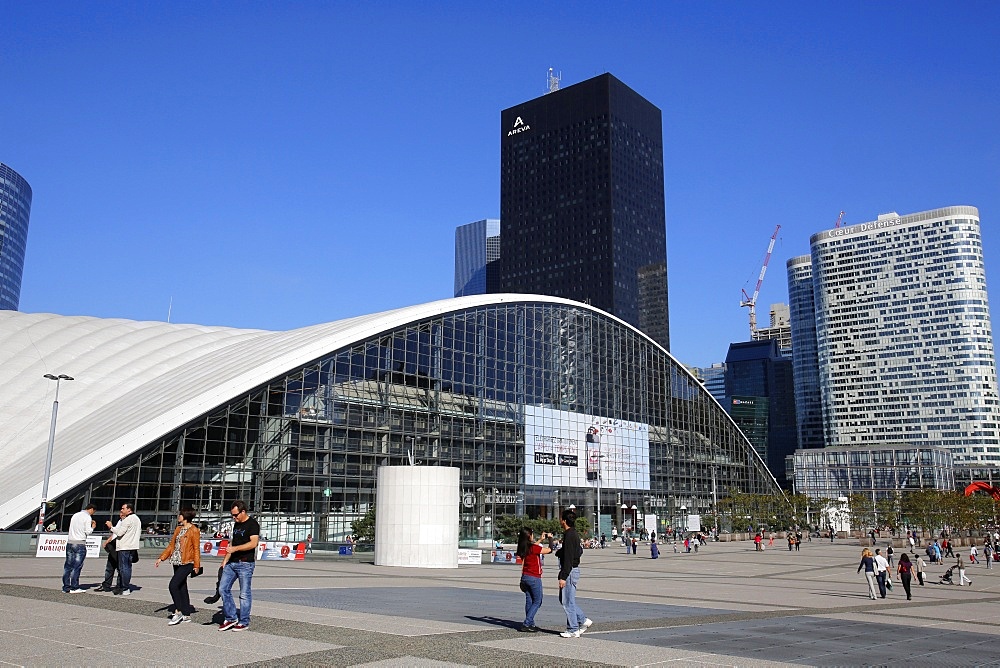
[885,576,893,590]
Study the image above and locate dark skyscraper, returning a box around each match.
[498,73,670,350]
[0,163,32,311]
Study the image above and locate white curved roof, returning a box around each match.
[0,294,775,528]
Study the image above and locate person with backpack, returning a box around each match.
[896,553,914,600]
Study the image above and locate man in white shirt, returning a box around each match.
[105,503,142,596]
[63,504,95,593]
[873,548,890,598]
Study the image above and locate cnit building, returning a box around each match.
[788,206,999,498]
[0,296,782,539]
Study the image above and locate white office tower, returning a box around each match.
[802,205,1000,464]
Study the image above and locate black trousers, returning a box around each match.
[102,551,119,588]
[917,570,925,586]
[901,573,912,599]
[168,563,194,615]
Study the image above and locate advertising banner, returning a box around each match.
[257,541,306,561]
[524,406,650,490]
[491,549,522,565]
[457,549,483,565]
[201,539,230,556]
[35,534,102,558]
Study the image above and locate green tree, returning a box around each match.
[351,505,376,543]
[875,495,900,533]
[847,493,874,532]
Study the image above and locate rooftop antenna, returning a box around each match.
[546,68,561,94]
[167,296,173,323]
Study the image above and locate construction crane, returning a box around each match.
[740,225,781,337]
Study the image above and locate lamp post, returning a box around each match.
[631,504,638,534]
[621,503,629,532]
[37,374,74,531]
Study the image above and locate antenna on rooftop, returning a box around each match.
[546,68,561,94]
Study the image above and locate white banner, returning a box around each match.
[35,534,102,558]
[457,549,482,565]
[524,406,650,490]
[257,541,306,561]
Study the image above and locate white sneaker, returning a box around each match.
[180,615,191,623]
[120,589,131,596]
[559,629,582,638]
[580,618,593,633]
[69,588,85,594]
[168,613,183,626]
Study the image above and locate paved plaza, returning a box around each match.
[0,539,998,667]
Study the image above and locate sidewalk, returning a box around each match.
[1,540,998,667]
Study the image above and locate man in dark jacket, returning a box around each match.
[556,509,593,638]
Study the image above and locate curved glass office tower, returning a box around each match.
[0,163,32,311]
[808,206,1000,464]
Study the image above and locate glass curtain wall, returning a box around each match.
[33,303,781,539]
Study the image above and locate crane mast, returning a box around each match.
[740,224,781,336]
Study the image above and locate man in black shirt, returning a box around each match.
[218,500,260,632]
[556,509,593,638]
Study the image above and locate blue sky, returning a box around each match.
[4,2,998,367]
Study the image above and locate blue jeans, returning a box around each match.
[117,550,134,590]
[62,543,87,591]
[521,575,543,627]
[561,567,586,631]
[221,561,255,626]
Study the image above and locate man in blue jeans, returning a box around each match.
[62,504,96,593]
[556,509,593,638]
[218,500,260,632]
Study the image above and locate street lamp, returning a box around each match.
[37,374,74,531]
[631,504,638,534]
[621,503,629,532]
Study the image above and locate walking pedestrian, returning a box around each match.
[556,509,592,638]
[986,540,993,570]
[155,506,202,625]
[218,500,260,631]
[873,549,889,598]
[896,553,914,600]
[970,543,979,565]
[650,539,660,559]
[957,555,972,586]
[515,528,553,633]
[305,534,313,554]
[886,544,894,567]
[768,532,774,548]
[916,554,927,586]
[632,536,638,556]
[105,503,141,596]
[62,504,96,593]
[95,507,126,592]
[857,548,878,600]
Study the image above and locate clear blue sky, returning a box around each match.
[4,2,999,367]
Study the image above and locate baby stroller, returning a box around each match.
[938,565,957,585]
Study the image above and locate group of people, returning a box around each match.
[59,500,262,632]
[858,539,990,601]
[515,509,593,638]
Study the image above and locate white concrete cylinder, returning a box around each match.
[374,466,459,568]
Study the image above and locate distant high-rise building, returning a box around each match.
[752,303,792,356]
[454,219,501,297]
[0,163,32,311]
[498,73,670,350]
[690,362,727,406]
[725,339,798,486]
[786,258,824,451]
[790,205,1000,465]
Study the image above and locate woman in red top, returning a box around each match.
[515,528,553,632]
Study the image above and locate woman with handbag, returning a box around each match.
[515,528,553,633]
[155,506,202,625]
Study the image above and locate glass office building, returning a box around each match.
[454,219,500,297]
[0,296,781,537]
[0,163,32,311]
[787,257,824,450]
[790,444,954,502]
[790,206,1000,466]
[498,73,670,350]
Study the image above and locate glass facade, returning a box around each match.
[453,219,500,297]
[0,163,32,311]
[20,301,781,538]
[498,73,670,350]
[809,207,1000,464]
[787,256,824,450]
[791,445,954,502]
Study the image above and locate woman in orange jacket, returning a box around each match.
[155,506,202,624]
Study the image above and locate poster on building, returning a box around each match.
[457,549,483,565]
[524,406,650,490]
[35,534,102,558]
